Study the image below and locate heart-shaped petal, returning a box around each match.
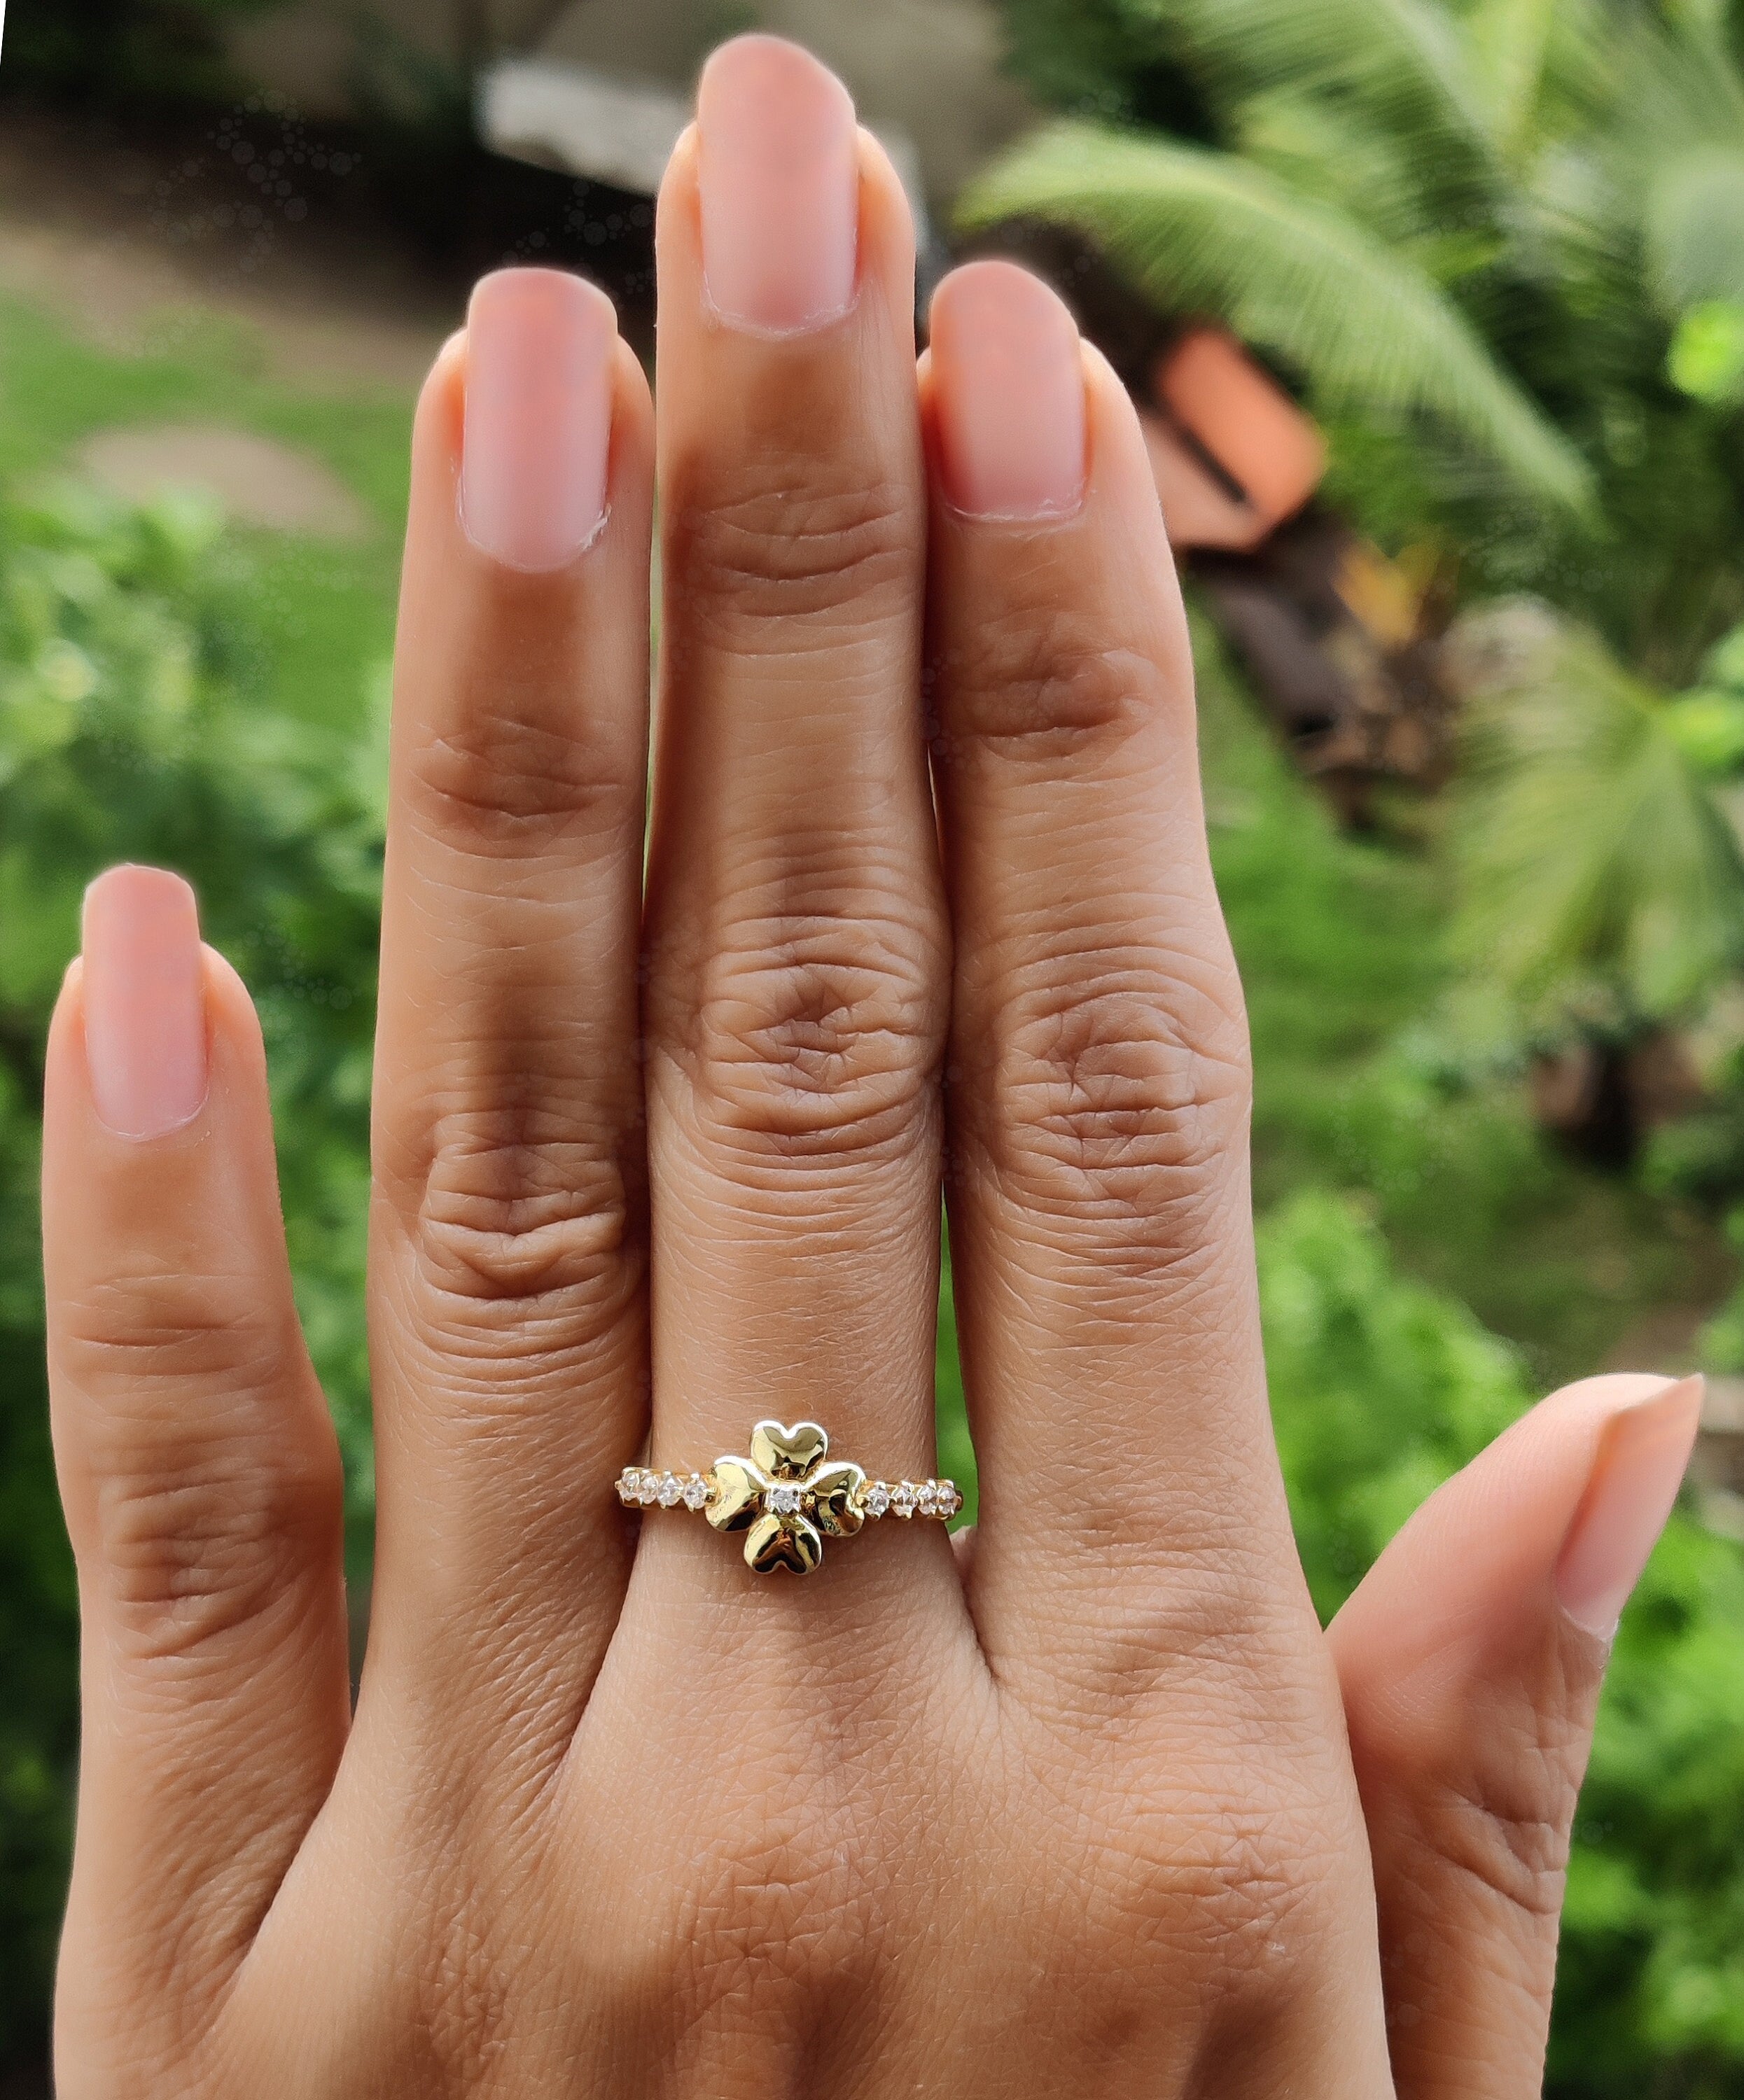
[745,1511,823,1574]
[807,1461,866,1536]
[751,1418,828,1480]
[706,1457,769,1532]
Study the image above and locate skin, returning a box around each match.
[43,44,1672,2099]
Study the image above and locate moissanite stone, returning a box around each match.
[891,1482,918,1518]
[616,1471,637,1505]
[863,1481,891,1518]
[636,1471,660,1506]
[917,1482,940,1517]
[768,1482,804,1518]
[681,1474,710,1511]
[938,1483,960,1517]
[657,1472,683,1508]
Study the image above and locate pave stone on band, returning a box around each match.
[616,1418,960,1575]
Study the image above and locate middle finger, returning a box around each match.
[639,38,951,1611]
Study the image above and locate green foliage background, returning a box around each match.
[984,0,1744,686]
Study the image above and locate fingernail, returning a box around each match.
[697,35,858,333]
[928,260,1087,520]
[460,267,617,570]
[81,865,208,1139]
[1555,1375,1705,1638]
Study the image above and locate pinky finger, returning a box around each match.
[44,867,347,2088]
[1327,1372,1703,2100]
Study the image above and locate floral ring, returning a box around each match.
[616,1419,961,1575]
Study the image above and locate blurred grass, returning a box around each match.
[0,294,407,736]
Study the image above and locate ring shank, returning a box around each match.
[616,1466,960,1522]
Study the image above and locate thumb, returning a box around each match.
[1327,1371,1704,2100]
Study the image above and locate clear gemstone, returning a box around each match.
[681,1474,710,1511]
[863,1481,891,1518]
[918,1482,940,1517]
[616,1471,637,1505]
[891,1481,918,1518]
[657,1471,682,1508]
[636,1471,660,1506]
[938,1483,959,1516]
[768,1482,804,1517]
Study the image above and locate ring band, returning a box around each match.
[616,1417,961,1576]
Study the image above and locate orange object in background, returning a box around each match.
[1139,410,1269,551]
[1147,326,1327,552]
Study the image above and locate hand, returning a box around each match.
[43,36,1701,2098]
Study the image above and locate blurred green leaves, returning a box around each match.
[986,0,1744,671]
[1453,620,1744,1026]
[1261,1187,1524,1616]
[1668,300,1744,405]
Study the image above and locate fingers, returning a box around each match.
[639,41,951,1604]
[922,262,1289,1667]
[1328,1373,1704,2100]
[44,868,347,2064]
[367,272,655,1743]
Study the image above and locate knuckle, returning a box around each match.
[407,1107,641,1348]
[681,1786,878,2003]
[570,1779,880,2045]
[91,1414,340,1659]
[1411,1709,1586,1922]
[55,1266,339,1655]
[1174,1805,1327,1967]
[933,603,1171,762]
[960,950,1251,1262]
[667,459,917,631]
[403,702,639,862]
[1056,1772,1339,2036]
[671,908,944,1158]
[58,1261,300,1418]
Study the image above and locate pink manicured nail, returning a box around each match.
[929,260,1087,520]
[81,865,208,1140]
[460,267,616,570]
[1555,1375,1705,1637]
[697,36,858,333]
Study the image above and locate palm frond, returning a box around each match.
[1129,0,1492,162]
[1464,0,1560,165]
[958,122,1593,513]
[1645,148,1744,313]
[1625,12,1744,147]
[1563,15,1744,318]
[1454,620,1744,1018]
[1234,88,1440,244]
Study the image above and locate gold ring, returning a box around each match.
[616,1418,961,1576]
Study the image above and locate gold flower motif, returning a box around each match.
[706,1418,866,1574]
